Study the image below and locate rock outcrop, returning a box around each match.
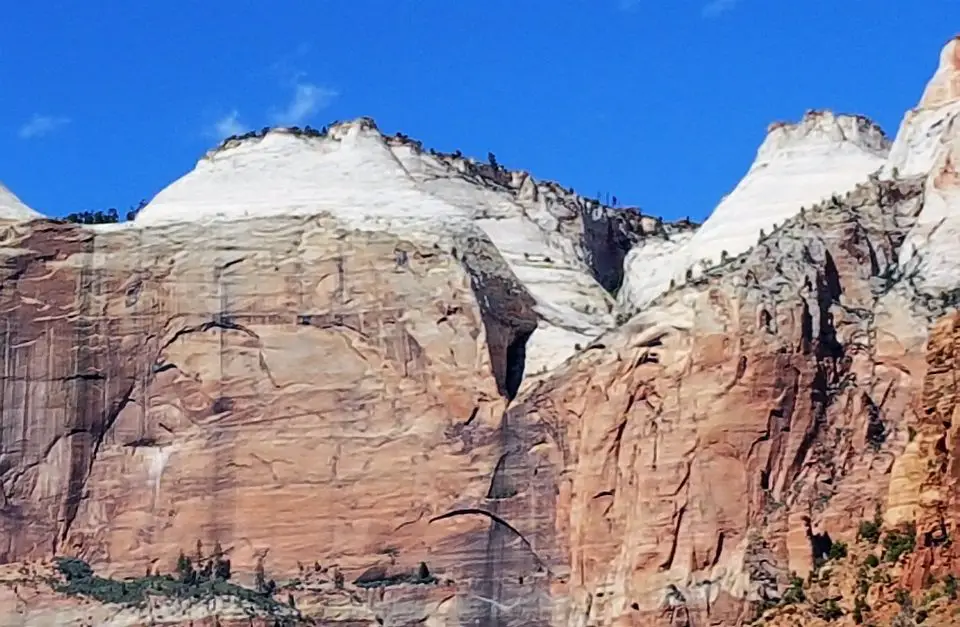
[0,182,42,221]
[505,175,929,626]
[134,119,692,374]
[3,33,960,627]
[619,110,891,311]
[892,37,960,296]
[749,311,960,627]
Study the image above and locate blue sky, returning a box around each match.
[0,1,955,220]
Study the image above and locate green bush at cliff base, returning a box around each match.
[52,556,295,621]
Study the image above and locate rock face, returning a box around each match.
[134,119,691,374]
[3,35,960,627]
[0,211,544,627]
[507,176,932,626]
[0,182,42,220]
[892,37,960,295]
[619,110,890,311]
[892,310,960,569]
[751,312,960,627]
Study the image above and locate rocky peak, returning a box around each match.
[134,116,689,372]
[135,118,468,232]
[0,182,42,221]
[883,35,960,179]
[618,109,889,311]
[919,36,960,110]
[325,116,380,140]
[760,109,891,162]
[883,37,960,296]
[206,117,382,156]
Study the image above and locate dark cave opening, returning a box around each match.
[504,330,533,401]
[581,210,633,296]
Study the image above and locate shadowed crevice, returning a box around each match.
[504,330,532,401]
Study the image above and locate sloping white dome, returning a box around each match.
[0,182,42,220]
[621,111,890,310]
[135,120,465,232]
[134,119,640,373]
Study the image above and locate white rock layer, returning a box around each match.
[386,141,627,371]
[0,182,42,221]
[135,121,467,233]
[895,37,960,292]
[617,230,695,310]
[621,110,890,310]
[135,119,675,372]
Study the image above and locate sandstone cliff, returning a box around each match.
[749,311,960,627]
[1,33,960,627]
[506,174,934,626]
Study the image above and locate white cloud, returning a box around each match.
[270,83,339,127]
[18,114,70,139]
[212,110,246,138]
[702,0,739,18]
[269,43,311,83]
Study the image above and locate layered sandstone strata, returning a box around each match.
[0,211,542,625]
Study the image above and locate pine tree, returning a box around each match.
[176,551,196,585]
[212,541,231,581]
[126,199,148,221]
[417,561,431,581]
[255,556,266,593]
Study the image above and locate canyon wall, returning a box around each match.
[1,35,960,627]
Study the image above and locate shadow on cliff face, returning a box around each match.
[580,206,641,296]
[449,402,556,627]
[503,330,532,401]
[457,242,538,402]
[439,243,557,626]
